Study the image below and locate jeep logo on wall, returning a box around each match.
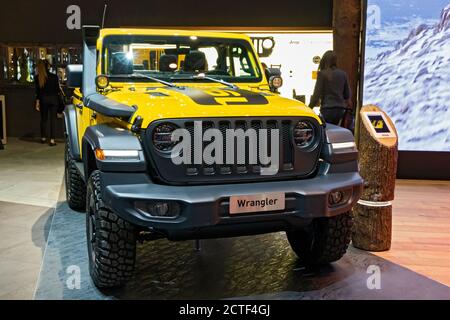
[251,37,275,58]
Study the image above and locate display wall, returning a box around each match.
[363,0,450,152]
[248,33,333,102]
[361,0,450,180]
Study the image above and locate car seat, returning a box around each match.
[183,51,207,73]
[159,54,178,72]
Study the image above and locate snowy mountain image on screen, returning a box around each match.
[364,1,450,151]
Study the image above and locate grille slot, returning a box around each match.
[219,121,232,175]
[251,121,263,174]
[202,122,215,175]
[184,122,197,176]
[282,121,294,170]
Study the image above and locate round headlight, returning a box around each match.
[153,123,179,152]
[95,75,110,89]
[269,76,283,89]
[294,121,315,148]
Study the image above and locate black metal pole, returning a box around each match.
[355,0,368,147]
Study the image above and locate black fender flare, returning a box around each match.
[82,124,146,177]
[63,104,81,161]
[320,124,359,175]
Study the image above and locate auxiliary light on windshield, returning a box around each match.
[95,75,110,89]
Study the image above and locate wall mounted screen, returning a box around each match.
[363,0,450,151]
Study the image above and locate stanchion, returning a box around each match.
[352,105,398,251]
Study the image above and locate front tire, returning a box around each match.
[287,213,353,265]
[86,170,137,288]
[64,139,86,211]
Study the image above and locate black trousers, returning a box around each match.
[321,107,346,126]
[40,95,58,139]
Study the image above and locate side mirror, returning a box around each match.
[266,68,283,93]
[66,64,83,88]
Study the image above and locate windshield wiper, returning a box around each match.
[170,74,238,90]
[109,73,179,88]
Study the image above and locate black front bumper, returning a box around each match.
[100,172,363,240]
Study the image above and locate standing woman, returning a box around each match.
[309,51,351,126]
[35,60,60,146]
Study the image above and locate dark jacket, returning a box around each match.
[35,73,60,101]
[309,68,351,109]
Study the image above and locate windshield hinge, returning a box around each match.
[131,116,143,133]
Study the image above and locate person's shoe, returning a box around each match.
[49,139,56,147]
[41,138,47,144]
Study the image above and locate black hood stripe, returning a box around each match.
[167,87,269,106]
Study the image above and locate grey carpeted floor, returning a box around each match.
[34,201,450,300]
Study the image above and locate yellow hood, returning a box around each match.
[104,84,322,128]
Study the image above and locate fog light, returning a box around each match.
[135,201,180,218]
[152,203,169,216]
[329,191,344,206]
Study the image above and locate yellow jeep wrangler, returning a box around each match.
[64,26,363,288]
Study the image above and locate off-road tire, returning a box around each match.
[65,138,86,211]
[86,170,136,288]
[287,212,353,265]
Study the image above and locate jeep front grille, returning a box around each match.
[143,117,323,185]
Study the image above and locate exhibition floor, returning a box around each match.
[0,138,64,299]
[0,139,449,300]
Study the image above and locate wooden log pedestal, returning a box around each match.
[352,105,398,252]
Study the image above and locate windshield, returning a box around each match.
[102,35,262,83]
